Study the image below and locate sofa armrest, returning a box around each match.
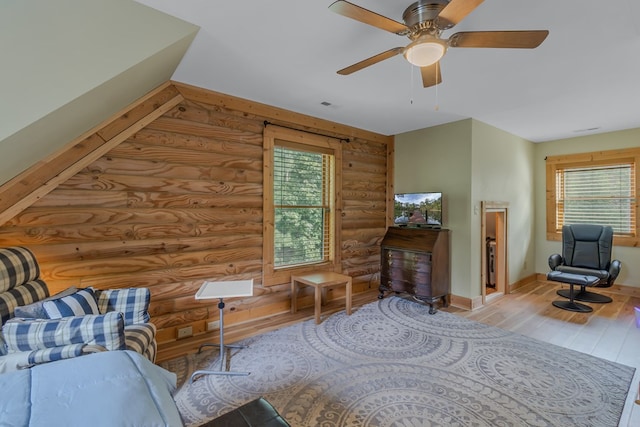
[548,253,563,270]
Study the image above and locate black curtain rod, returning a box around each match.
[263,121,350,143]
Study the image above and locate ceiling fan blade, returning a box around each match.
[337,47,404,75]
[449,30,549,48]
[437,0,484,28]
[421,62,442,88]
[329,0,408,34]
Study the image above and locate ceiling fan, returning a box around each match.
[329,0,549,88]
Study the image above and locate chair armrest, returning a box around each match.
[548,253,563,270]
[608,259,622,285]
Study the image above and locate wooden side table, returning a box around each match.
[291,272,352,324]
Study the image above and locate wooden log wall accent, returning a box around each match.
[0,81,393,362]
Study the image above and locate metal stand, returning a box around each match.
[189,298,250,383]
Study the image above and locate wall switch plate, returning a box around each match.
[177,326,193,339]
[207,321,219,331]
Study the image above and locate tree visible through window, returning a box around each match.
[263,126,341,286]
[546,147,639,245]
[273,145,333,267]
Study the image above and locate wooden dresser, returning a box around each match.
[379,226,451,314]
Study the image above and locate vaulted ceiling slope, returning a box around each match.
[136,0,640,143]
[0,0,199,186]
[3,1,640,190]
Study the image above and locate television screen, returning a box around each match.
[394,192,442,226]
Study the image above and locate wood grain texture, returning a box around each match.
[0,82,392,359]
[0,84,182,226]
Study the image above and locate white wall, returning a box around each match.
[0,0,198,185]
[395,119,473,298]
[470,120,536,290]
[534,128,640,287]
[395,119,537,299]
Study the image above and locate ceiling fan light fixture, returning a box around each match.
[403,36,447,67]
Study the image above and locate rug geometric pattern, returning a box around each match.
[166,297,634,426]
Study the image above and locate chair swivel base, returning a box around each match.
[556,288,612,304]
[547,271,599,313]
[552,299,593,313]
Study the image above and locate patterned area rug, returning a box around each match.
[164,297,635,426]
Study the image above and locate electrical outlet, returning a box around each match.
[177,326,193,339]
[207,321,219,331]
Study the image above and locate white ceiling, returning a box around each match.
[137,0,640,142]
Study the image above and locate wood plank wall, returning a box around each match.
[0,82,393,362]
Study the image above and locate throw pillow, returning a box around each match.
[2,311,126,352]
[95,288,150,326]
[43,288,100,318]
[0,332,7,356]
[14,286,78,319]
[0,279,49,325]
[0,247,40,293]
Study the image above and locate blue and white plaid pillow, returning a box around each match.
[0,247,41,293]
[2,311,126,352]
[96,288,150,326]
[0,279,49,326]
[43,288,100,318]
[28,344,86,365]
[0,332,7,356]
[14,286,78,319]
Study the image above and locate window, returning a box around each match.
[263,126,342,285]
[273,145,334,267]
[546,147,639,246]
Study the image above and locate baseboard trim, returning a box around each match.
[449,294,470,310]
[449,273,638,313]
[449,294,484,311]
[509,273,538,294]
[450,274,538,312]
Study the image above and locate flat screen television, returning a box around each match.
[394,192,443,227]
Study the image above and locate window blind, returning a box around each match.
[273,145,333,267]
[556,164,636,234]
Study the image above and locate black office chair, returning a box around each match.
[547,224,621,312]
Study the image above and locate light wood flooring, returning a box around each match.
[162,280,640,426]
[444,280,640,427]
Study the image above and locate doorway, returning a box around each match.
[480,201,508,305]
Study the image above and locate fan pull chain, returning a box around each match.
[410,65,415,105]
[434,65,440,111]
